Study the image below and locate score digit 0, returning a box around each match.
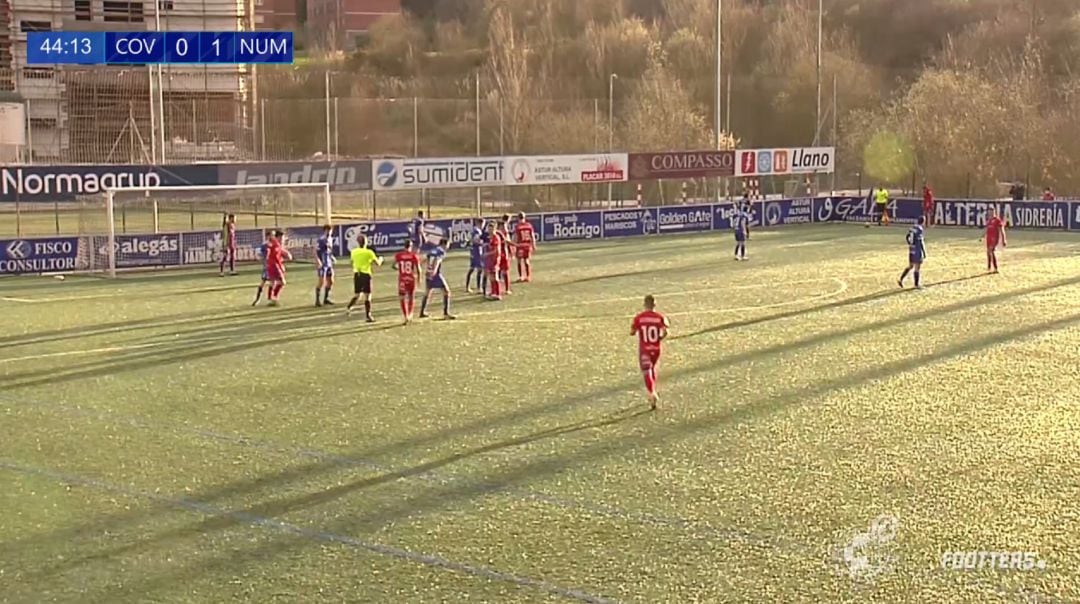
[165,33,199,64]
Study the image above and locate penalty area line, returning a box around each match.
[0,459,618,604]
[464,276,851,318]
[458,278,849,325]
[0,338,233,365]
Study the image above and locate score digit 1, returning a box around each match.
[165,32,199,63]
[198,32,233,63]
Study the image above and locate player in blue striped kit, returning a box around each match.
[899,216,927,289]
[314,224,335,307]
[733,203,751,261]
[465,217,487,294]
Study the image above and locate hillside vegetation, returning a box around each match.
[268,0,1080,196]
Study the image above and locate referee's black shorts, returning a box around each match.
[353,272,372,295]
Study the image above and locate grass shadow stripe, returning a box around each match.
[0,459,620,604]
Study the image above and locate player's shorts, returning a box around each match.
[427,274,448,290]
[266,266,284,282]
[398,279,416,296]
[317,265,334,278]
[986,238,1000,250]
[225,246,237,257]
[639,349,661,371]
[353,272,373,295]
[908,251,925,264]
[734,230,747,243]
[470,254,484,269]
[499,256,510,271]
[486,257,501,272]
[516,246,532,260]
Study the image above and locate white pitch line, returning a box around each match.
[0,342,167,364]
[0,283,255,304]
[465,276,848,318]
[459,278,849,325]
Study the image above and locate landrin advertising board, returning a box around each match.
[505,154,629,185]
[736,147,835,177]
[218,160,372,191]
[628,151,735,180]
[372,157,505,191]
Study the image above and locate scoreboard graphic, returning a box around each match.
[27,31,293,65]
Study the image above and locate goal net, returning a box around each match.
[75,182,332,277]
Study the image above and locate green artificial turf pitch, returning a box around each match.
[1,224,1078,603]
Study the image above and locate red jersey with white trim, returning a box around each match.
[488,232,505,261]
[632,310,669,353]
[265,240,284,271]
[394,251,421,285]
[498,227,513,256]
[514,221,536,250]
[986,216,1005,245]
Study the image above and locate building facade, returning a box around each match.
[306,0,397,51]
[8,0,259,162]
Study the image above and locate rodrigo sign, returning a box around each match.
[628,151,735,180]
[373,157,505,191]
[506,154,628,185]
[736,147,835,177]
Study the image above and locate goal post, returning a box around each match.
[83,182,333,278]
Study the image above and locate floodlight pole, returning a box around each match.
[608,73,617,203]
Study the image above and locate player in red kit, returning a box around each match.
[631,295,670,410]
[922,183,935,226]
[264,230,292,306]
[485,222,504,301]
[393,240,422,324]
[219,213,237,276]
[497,216,513,295]
[513,212,536,282]
[983,207,1007,273]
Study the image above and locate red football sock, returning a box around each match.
[503,272,511,291]
[400,298,408,317]
[272,283,283,298]
[491,278,501,297]
[643,370,656,395]
[526,262,532,280]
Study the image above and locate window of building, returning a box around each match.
[158,0,173,10]
[29,117,57,129]
[23,67,54,79]
[102,0,143,23]
[74,0,92,20]
[20,20,51,32]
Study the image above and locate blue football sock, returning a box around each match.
[420,296,429,315]
[443,295,450,315]
[914,271,921,287]
[465,269,474,289]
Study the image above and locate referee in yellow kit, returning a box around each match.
[346,234,384,322]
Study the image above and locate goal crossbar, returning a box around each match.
[102,182,332,278]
